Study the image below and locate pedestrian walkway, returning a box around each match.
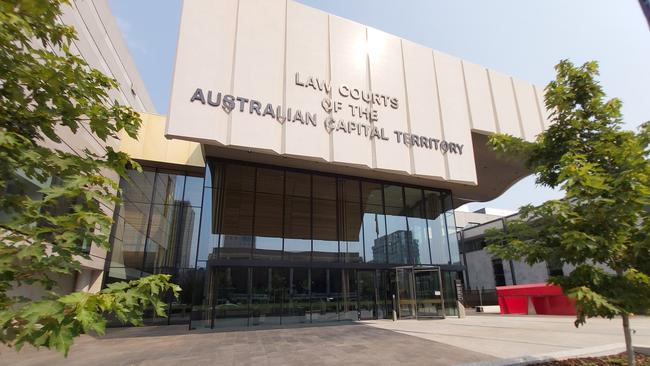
[0,322,493,366]
[363,314,650,359]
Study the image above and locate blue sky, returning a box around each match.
[108,0,650,212]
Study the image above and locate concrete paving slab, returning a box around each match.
[362,314,650,359]
[0,323,494,366]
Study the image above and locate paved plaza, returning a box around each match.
[364,314,650,360]
[2,315,649,366]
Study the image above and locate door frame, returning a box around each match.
[394,265,445,320]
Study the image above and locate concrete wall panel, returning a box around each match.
[284,1,330,161]
[402,40,446,179]
[328,16,373,167]
[462,60,496,135]
[368,28,410,173]
[166,0,238,146]
[433,51,477,184]
[513,78,543,141]
[489,70,522,137]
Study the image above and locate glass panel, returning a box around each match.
[404,187,431,265]
[153,171,185,206]
[361,181,383,206]
[283,195,311,261]
[377,269,395,319]
[110,200,149,275]
[384,185,409,264]
[339,269,357,321]
[396,268,416,319]
[362,204,386,264]
[339,178,360,203]
[197,188,221,262]
[443,193,461,264]
[213,267,249,328]
[311,268,338,322]
[250,267,285,326]
[143,203,180,273]
[415,270,444,317]
[442,271,459,316]
[340,201,363,263]
[312,175,336,200]
[182,206,201,268]
[224,164,255,192]
[122,169,155,203]
[312,198,338,263]
[168,269,199,325]
[424,190,450,264]
[358,270,377,319]
[285,171,310,198]
[183,175,204,207]
[284,268,310,324]
[253,193,283,260]
[256,168,284,195]
[218,190,254,260]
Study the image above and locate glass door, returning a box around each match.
[396,267,416,319]
[358,270,377,319]
[414,268,444,318]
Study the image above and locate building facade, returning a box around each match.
[5,0,155,302]
[49,0,554,329]
[459,212,575,292]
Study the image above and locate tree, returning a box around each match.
[0,0,180,356]
[486,60,650,366]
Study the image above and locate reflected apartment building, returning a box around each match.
[56,0,553,330]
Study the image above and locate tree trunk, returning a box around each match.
[622,313,635,366]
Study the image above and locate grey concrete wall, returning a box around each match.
[510,260,549,285]
[465,249,550,290]
[465,250,497,290]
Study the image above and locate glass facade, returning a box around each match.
[105,159,463,327]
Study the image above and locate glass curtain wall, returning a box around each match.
[199,161,457,266]
[106,160,461,327]
[107,167,204,325]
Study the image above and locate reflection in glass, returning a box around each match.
[284,195,311,261]
[312,198,338,262]
[122,169,155,204]
[213,267,249,328]
[143,204,177,273]
[442,193,461,264]
[358,270,376,319]
[253,193,283,260]
[339,269,357,320]
[414,270,443,317]
[397,267,416,319]
[284,268,310,324]
[363,206,386,264]
[383,185,410,265]
[178,205,200,268]
[109,200,149,279]
[340,201,363,263]
[218,190,254,260]
[424,190,450,264]
[183,175,204,207]
[152,170,185,205]
[250,267,286,326]
[442,271,459,316]
[404,187,431,265]
[198,188,221,263]
[311,269,338,322]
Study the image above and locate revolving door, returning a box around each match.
[395,266,445,319]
